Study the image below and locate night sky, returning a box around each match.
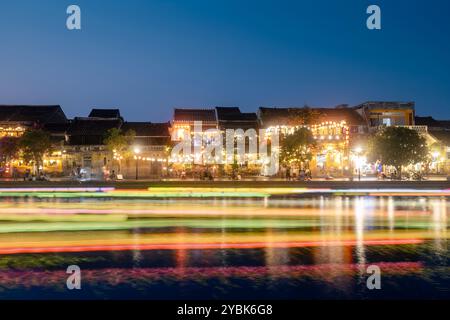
[0,0,449,121]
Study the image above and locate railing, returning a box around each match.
[369,125,428,133]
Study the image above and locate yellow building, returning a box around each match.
[258,106,367,177]
[354,101,415,128]
[0,105,69,177]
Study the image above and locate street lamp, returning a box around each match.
[354,147,363,181]
[134,147,141,180]
[432,151,440,174]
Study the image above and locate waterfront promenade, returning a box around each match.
[0,179,449,189]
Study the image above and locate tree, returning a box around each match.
[18,129,52,174]
[103,128,135,172]
[280,127,316,169]
[429,141,444,155]
[0,137,20,163]
[368,126,428,178]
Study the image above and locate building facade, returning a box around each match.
[258,106,367,177]
[354,101,415,128]
[415,116,450,173]
[0,101,448,179]
[63,110,171,180]
[0,105,69,176]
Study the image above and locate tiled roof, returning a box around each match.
[429,130,450,146]
[354,101,415,110]
[0,105,68,123]
[215,107,258,130]
[88,108,121,119]
[43,122,70,134]
[415,116,450,129]
[66,118,123,145]
[67,117,122,135]
[439,121,450,128]
[258,106,366,127]
[315,108,366,125]
[173,108,217,122]
[415,116,441,127]
[121,122,170,137]
[216,107,258,122]
[121,122,171,146]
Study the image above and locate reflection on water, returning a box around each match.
[0,195,448,299]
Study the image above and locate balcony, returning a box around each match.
[369,125,428,133]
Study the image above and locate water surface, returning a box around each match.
[0,195,448,299]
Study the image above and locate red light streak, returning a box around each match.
[0,239,423,255]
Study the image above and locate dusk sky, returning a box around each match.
[0,0,449,121]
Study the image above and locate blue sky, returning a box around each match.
[0,0,449,121]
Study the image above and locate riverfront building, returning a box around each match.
[257,105,367,177]
[63,110,170,180]
[415,116,450,174]
[0,101,448,179]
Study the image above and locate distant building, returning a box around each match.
[43,122,70,144]
[259,105,366,133]
[215,107,260,173]
[215,107,258,131]
[415,115,450,173]
[0,105,68,138]
[415,116,450,130]
[0,105,69,176]
[63,109,171,179]
[171,108,217,141]
[88,108,123,120]
[353,101,419,131]
[1,101,446,178]
[120,122,171,178]
[64,116,122,178]
[67,117,122,145]
[258,105,367,177]
[170,107,262,175]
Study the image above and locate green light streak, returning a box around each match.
[0,218,439,233]
[0,192,269,198]
[0,219,322,233]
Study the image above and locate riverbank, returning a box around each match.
[0,179,449,189]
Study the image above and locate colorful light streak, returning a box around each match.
[0,187,449,199]
[0,187,114,193]
[0,239,424,255]
[0,188,447,299]
[0,189,446,256]
[0,217,442,232]
[0,206,439,218]
[0,262,423,288]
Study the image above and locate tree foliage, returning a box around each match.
[429,141,444,154]
[368,126,428,172]
[0,137,20,162]
[18,130,52,171]
[280,127,316,167]
[103,128,136,158]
